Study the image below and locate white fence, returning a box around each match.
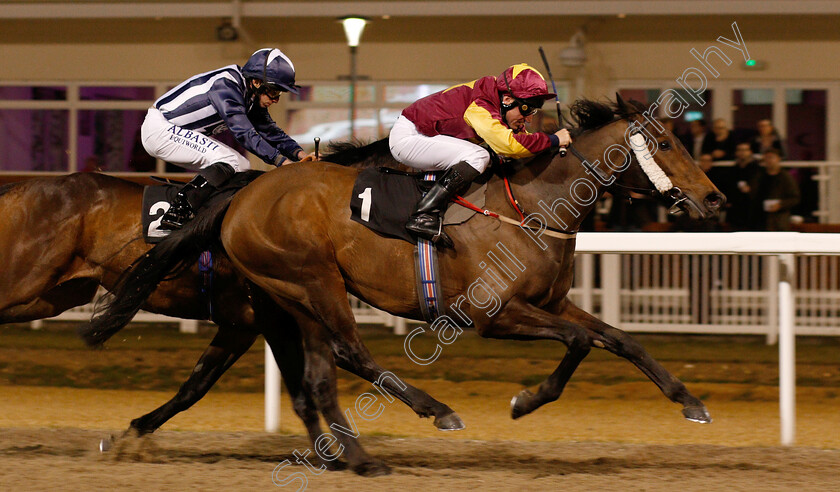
[568,252,840,342]
[39,248,840,340]
[271,231,840,445]
[27,232,840,445]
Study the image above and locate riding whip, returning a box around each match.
[538,46,567,158]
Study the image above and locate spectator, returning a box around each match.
[674,153,725,232]
[697,152,728,192]
[751,118,785,158]
[708,118,735,161]
[682,119,711,159]
[756,149,800,231]
[723,142,763,230]
[697,153,714,173]
[606,192,657,231]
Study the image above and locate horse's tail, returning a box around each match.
[76,194,232,347]
[0,181,23,198]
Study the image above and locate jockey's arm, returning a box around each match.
[463,101,558,159]
[207,78,298,165]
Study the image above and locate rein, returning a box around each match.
[452,176,577,241]
[450,109,686,239]
[566,143,657,198]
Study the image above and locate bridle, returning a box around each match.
[564,115,692,215]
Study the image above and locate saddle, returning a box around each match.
[349,167,489,244]
[141,170,264,244]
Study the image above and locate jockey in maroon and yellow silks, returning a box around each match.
[389,63,572,248]
[400,63,560,159]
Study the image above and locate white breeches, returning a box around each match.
[141,108,251,172]
[388,115,490,173]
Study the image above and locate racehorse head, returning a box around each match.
[512,95,724,229]
[611,94,725,220]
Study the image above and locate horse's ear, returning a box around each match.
[615,92,629,111]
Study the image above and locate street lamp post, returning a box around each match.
[340,16,368,139]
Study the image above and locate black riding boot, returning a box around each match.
[160,162,235,230]
[159,175,207,230]
[406,161,480,248]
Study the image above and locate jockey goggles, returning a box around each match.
[261,84,285,100]
[513,96,544,116]
[502,71,545,116]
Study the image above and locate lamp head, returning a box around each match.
[340,16,369,47]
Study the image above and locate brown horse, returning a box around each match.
[0,170,461,472]
[218,97,722,467]
[79,96,724,474]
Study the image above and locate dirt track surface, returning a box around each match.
[1,381,840,491]
[2,428,839,491]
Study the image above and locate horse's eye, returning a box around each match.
[659,140,672,151]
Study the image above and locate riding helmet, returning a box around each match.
[241,48,301,94]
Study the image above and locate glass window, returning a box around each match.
[379,108,402,133]
[384,84,449,103]
[786,89,826,161]
[0,109,69,171]
[732,89,773,143]
[287,108,379,152]
[0,86,67,100]
[618,88,713,138]
[290,84,375,104]
[785,89,826,221]
[77,109,150,172]
[668,88,713,139]
[80,86,156,101]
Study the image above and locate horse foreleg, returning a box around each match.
[477,296,593,419]
[127,325,258,435]
[555,301,711,423]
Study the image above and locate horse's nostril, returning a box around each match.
[704,193,724,210]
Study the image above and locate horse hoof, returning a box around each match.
[353,459,392,477]
[434,413,465,431]
[99,435,114,453]
[683,405,712,424]
[511,389,535,420]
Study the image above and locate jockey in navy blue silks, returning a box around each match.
[141,48,314,230]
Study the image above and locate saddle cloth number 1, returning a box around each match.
[358,187,372,222]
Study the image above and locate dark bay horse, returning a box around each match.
[0,171,460,474]
[81,96,723,473]
[0,173,325,439]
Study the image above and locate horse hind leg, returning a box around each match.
[558,301,711,424]
[0,278,98,324]
[125,325,259,436]
[261,318,347,472]
[290,308,391,477]
[332,336,464,431]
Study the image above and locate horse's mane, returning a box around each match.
[321,138,400,169]
[563,98,647,137]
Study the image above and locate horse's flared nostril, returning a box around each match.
[704,192,724,211]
